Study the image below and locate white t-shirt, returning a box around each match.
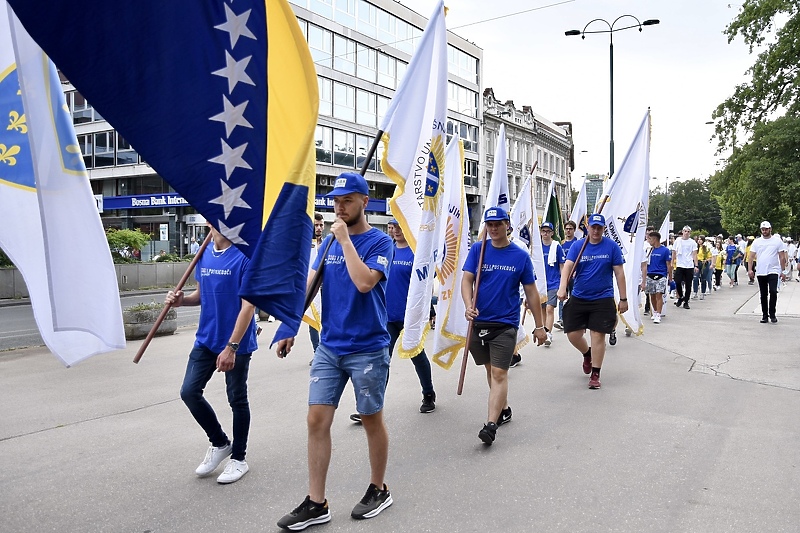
[787,243,797,261]
[673,237,698,268]
[751,235,787,276]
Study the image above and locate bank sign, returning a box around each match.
[314,195,389,214]
[103,193,190,210]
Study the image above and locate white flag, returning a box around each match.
[569,177,589,240]
[0,4,125,366]
[430,137,469,370]
[600,110,651,336]
[480,123,510,232]
[658,210,671,244]
[380,0,447,357]
[510,175,547,300]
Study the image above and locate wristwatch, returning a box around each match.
[227,341,240,352]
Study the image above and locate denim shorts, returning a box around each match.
[309,344,390,415]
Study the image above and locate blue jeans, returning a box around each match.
[308,325,320,352]
[387,321,434,395]
[309,344,389,415]
[180,345,251,461]
[693,262,712,294]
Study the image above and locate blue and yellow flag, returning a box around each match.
[8,0,319,341]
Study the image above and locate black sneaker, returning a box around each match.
[760,316,769,323]
[349,413,362,423]
[420,392,436,413]
[478,422,497,445]
[497,406,512,426]
[770,316,778,323]
[674,300,682,307]
[553,320,564,330]
[509,354,522,367]
[277,496,331,531]
[351,483,393,519]
[609,331,617,346]
[683,302,690,309]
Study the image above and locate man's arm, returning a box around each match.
[217,299,256,372]
[461,270,477,321]
[165,283,201,307]
[613,264,629,314]
[557,260,574,300]
[522,283,546,345]
[340,239,384,293]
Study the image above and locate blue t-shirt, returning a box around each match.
[566,237,625,300]
[542,242,565,291]
[646,245,672,276]
[463,240,536,327]
[385,245,413,323]
[194,245,257,354]
[562,237,578,254]
[725,244,738,265]
[313,229,393,355]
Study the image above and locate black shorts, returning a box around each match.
[562,296,617,334]
[469,324,517,370]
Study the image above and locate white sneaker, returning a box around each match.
[653,315,661,324]
[700,293,705,300]
[267,316,276,323]
[195,444,232,477]
[217,459,249,484]
[544,332,552,346]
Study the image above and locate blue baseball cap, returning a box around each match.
[388,218,398,225]
[588,213,606,227]
[540,221,554,231]
[326,172,369,197]
[484,206,510,222]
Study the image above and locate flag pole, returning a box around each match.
[304,130,384,311]
[521,160,538,326]
[457,227,488,396]
[133,232,212,363]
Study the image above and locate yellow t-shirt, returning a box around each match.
[697,244,712,262]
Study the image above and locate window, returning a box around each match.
[308,24,332,68]
[333,129,355,168]
[333,35,356,75]
[396,60,407,87]
[315,126,332,164]
[310,0,333,19]
[357,0,377,38]
[333,82,355,121]
[356,134,377,172]
[116,133,138,165]
[318,77,332,116]
[356,89,377,127]
[377,95,389,126]
[71,92,94,124]
[334,0,356,29]
[377,53,396,89]
[377,8,395,44]
[77,134,93,169]
[396,19,413,54]
[94,131,114,167]
[356,44,377,82]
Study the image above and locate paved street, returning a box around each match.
[1,281,798,532]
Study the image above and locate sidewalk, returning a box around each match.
[1,279,798,533]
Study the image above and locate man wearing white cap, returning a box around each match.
[747,221,788,323]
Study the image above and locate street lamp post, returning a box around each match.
[566,16,659,178]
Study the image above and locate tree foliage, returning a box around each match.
[710,0,799,237]
[106,228,150,262]
[667,179,723,236]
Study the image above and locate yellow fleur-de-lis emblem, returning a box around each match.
[7,110,27,134]
[0,144,22,166]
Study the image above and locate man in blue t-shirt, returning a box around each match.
[166,224,258,485]
[540,221,565,346]
[462,207,547,446]
[276,172,394,529]
[640,231,672,324]
[557,214,628,390]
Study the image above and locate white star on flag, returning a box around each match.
[214,4,256,49]
[209,179,251,218]
[218,219,249,246]
[209,95,253,138]
[209,139,252,179]
[212,51,255,94]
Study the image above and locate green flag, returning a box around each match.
[544,182,565,242]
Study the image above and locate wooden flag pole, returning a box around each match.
[457,228,488,396]
[133,232,212,364]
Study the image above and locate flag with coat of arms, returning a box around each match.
[7,0,320,345]
[430,136,469,370]
[0,3,126,366]
[379,0,448,358]
[599,110,651,335]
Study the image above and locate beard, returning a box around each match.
[344,209,363,227]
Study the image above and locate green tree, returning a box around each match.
[710,1,800,236]
[0,246,13,267]
[648,186,669,228]
[106,228,150,262]
[668,179,723,236]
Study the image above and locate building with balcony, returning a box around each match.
[482,88,574,224]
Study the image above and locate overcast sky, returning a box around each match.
[399,0,755,190]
